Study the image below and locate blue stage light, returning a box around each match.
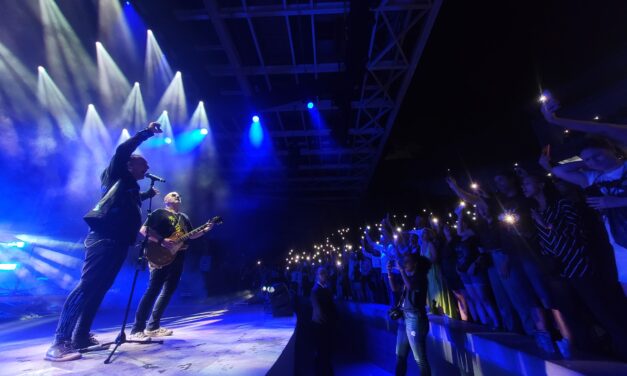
[164,137,172,144]
[200,128,208,135]
[16,241,25,248]
[252,115,260,123]
[0,263,18,271]
[307,101,314,109]
[249,121,263,147]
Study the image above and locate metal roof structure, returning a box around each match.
[139,0,442,199]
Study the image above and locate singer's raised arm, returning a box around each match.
[101,123,160,190]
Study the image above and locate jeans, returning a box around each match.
[54,232,128,343]
[132,252,184,333]
[487,259,522,333]
[491,251,537,335]
[396,310,430,376]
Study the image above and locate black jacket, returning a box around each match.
[83,129,154,245]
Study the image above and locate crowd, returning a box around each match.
[283,91,627,374]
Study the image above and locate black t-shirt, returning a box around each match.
[145,209,192,241]
[401,256,431,313]
[454,236,480,272]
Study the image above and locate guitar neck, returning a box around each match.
[179,224,207,243]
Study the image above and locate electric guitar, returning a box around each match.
[145,216,223,268]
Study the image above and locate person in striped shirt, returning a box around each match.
[522,174,627,360]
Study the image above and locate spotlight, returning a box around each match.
[252,115,260,123]
[134,82,139,87]
[163,110,168,115]
[200,128,208,135]
[164,137,172,144]
[470,182,479,190]
[199,101,204,106]
[593,115,600,120]
[538,94,548,103]
[257,260,262,265]
[307,101,314,109]
[95,41,102,47]
[175,71,181,77]
[147,29,153,35]
[88,103,95,109]
[16,241,25,248]
[37,66,45,73]
[0,263,18,271]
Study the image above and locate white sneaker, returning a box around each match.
[144,327,173,337]
[129,332,152,341]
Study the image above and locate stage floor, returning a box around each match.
[0,299,295,376]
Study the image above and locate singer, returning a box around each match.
[45,122,162,362]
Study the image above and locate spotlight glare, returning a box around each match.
[164,137,172,144]
[252,115,260,123]
[199,101,204,106]
[147,29,153,35]
[134,82,139,87]
[200,128,208,135]
[163,110,168,115]
[538,94,547,103]
[95,41,102,47]
[88,103,95,109]
[175,71,181,77]
[307,101,314,109]
[37,65,45,72]
[593,115,600,120]
[0,263,18,271]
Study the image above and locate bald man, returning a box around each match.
[130,192,212,339]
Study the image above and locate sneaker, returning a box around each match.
[72,332,102,350]
[44,341,82,362]
[144,327,173,337]
[129,331,152,341]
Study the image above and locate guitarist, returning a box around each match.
[130,191,213,339]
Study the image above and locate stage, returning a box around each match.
[0,297,296,376]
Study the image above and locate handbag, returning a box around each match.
[388,288,407,320]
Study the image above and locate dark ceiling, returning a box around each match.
[134,0,627,204]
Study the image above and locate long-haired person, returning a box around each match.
[522,174,627,360]
[546,137,627,293]
[45,122,162,362]
[388,254,432,376]
[453,209,500,329]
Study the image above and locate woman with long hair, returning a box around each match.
[522,174,627,360]
[388,253,432,376]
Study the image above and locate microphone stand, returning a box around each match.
[81,178,164,363]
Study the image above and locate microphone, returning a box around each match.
[145,173,166,182]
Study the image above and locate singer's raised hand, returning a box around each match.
[148,122,163,134]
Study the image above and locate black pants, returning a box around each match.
[54,232,128,343]
[312,322,334,376]
[131,253,184,333]
[570,272,627,361]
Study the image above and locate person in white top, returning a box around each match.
[545,137,627,292]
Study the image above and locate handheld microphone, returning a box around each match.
[145,173,166,182]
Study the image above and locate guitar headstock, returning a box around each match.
[209,216,223,226]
